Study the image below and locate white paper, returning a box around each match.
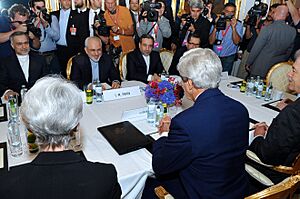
[130,119,157,135]
[103,86,141,101]
[122,107,147,121]
[0,106,4,117]
[221,72,229,80]
[0,148,3,169]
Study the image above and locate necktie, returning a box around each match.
[93,12,98,36]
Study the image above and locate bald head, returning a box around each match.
[273,5,289,21]
[84,36,102,62]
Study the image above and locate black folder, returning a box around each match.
[97,121,152,155]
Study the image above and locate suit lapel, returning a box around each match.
[137,50,148,74]
[85,54,93,82]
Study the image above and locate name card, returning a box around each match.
[122,107,147,121]
[103,86,141,101]
[221,72,229,80]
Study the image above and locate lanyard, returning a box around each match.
[221,25,230,38]
[108,8,119,26]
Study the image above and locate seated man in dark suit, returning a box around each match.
[168,33,201,76]
[0,31,48,102]
[70,36,121,90]
[142,48,249,199]
[126,34,163,83]
[247,51,300,194]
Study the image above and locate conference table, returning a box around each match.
[0,76,295,199]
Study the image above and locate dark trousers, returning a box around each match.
[220,54,236,75]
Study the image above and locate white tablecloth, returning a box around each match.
[0,78,294,199]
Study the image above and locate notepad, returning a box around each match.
[97,121,152,155]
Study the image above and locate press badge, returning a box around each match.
[70,25,77,36]
[113,35,120,41]
[154,41,159,48]
[216,45,223,51]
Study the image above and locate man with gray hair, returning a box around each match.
[179,0,211,48]
[71,36,121,90]
[142,48,249,198]
[0,3,41,59]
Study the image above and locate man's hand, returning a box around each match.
[158,115,171,133]
[111,26,119,33]
[39,12,49,28]
[188,24,196,32]
[15,24,27,33]
[3,90,18,101]
[152,73,161,81]
[142,11,148,22]
[171,43,177,52]
[245,64,251,72]
[111,81,121,89]
[230,17,237,28]
[253,122,268,137]
[276,98,294,110]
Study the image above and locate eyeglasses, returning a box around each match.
[187,41,200,46]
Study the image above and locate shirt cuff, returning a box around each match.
[160,132,169,137]
[147,75,152,82]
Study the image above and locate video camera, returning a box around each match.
[216,13,233,31]
[36,6,52,24]
[26,21,42,38]
[93,13,110,37]
[202,0,209,17]
[181,15,195,31]
[246,0,268,26]
[142,0,162,22]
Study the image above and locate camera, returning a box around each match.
[246,0,268,26]
[26,21,42,38]
[182,15,195,31]
[93,13,110,37]
[202,0,209,17]
[216,13,233,31]
[142,0,162,22]
[36,6,52,24]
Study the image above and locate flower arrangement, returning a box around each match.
[145,77,182,106]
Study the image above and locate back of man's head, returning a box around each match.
[273,5,289,21]
[8,4,29,19]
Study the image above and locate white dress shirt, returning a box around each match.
[17,54,30,81]
[89,9,100,36]
[57,9,71,46]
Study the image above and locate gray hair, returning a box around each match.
[177,48,222,89]
[8,4,30,19]
[188,0,204,9]
[20,76,83,149]
[294,49,300,61]
[84,36,102,48]
[10,31,29,43]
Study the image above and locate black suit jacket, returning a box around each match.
[168,46,187,76]
[126,49,163,83]
[71,53,121,90]
[193,16,212,48]
[248,98,300,182]
[0,52,48,96]
[51,10,84,50]
[130,10,140,47]
[0,151,121,199]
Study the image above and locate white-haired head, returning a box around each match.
[177,48,222,89]
[20,75,83,150]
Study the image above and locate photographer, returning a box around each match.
[29,0,60,74]
[104,0,135,66]
[246,5,296,78]
[137,0,171,52]
[0,4,40,59]
[237,3,276,79]
[209,2,243,74]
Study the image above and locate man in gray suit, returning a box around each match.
[246,5,296,78]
